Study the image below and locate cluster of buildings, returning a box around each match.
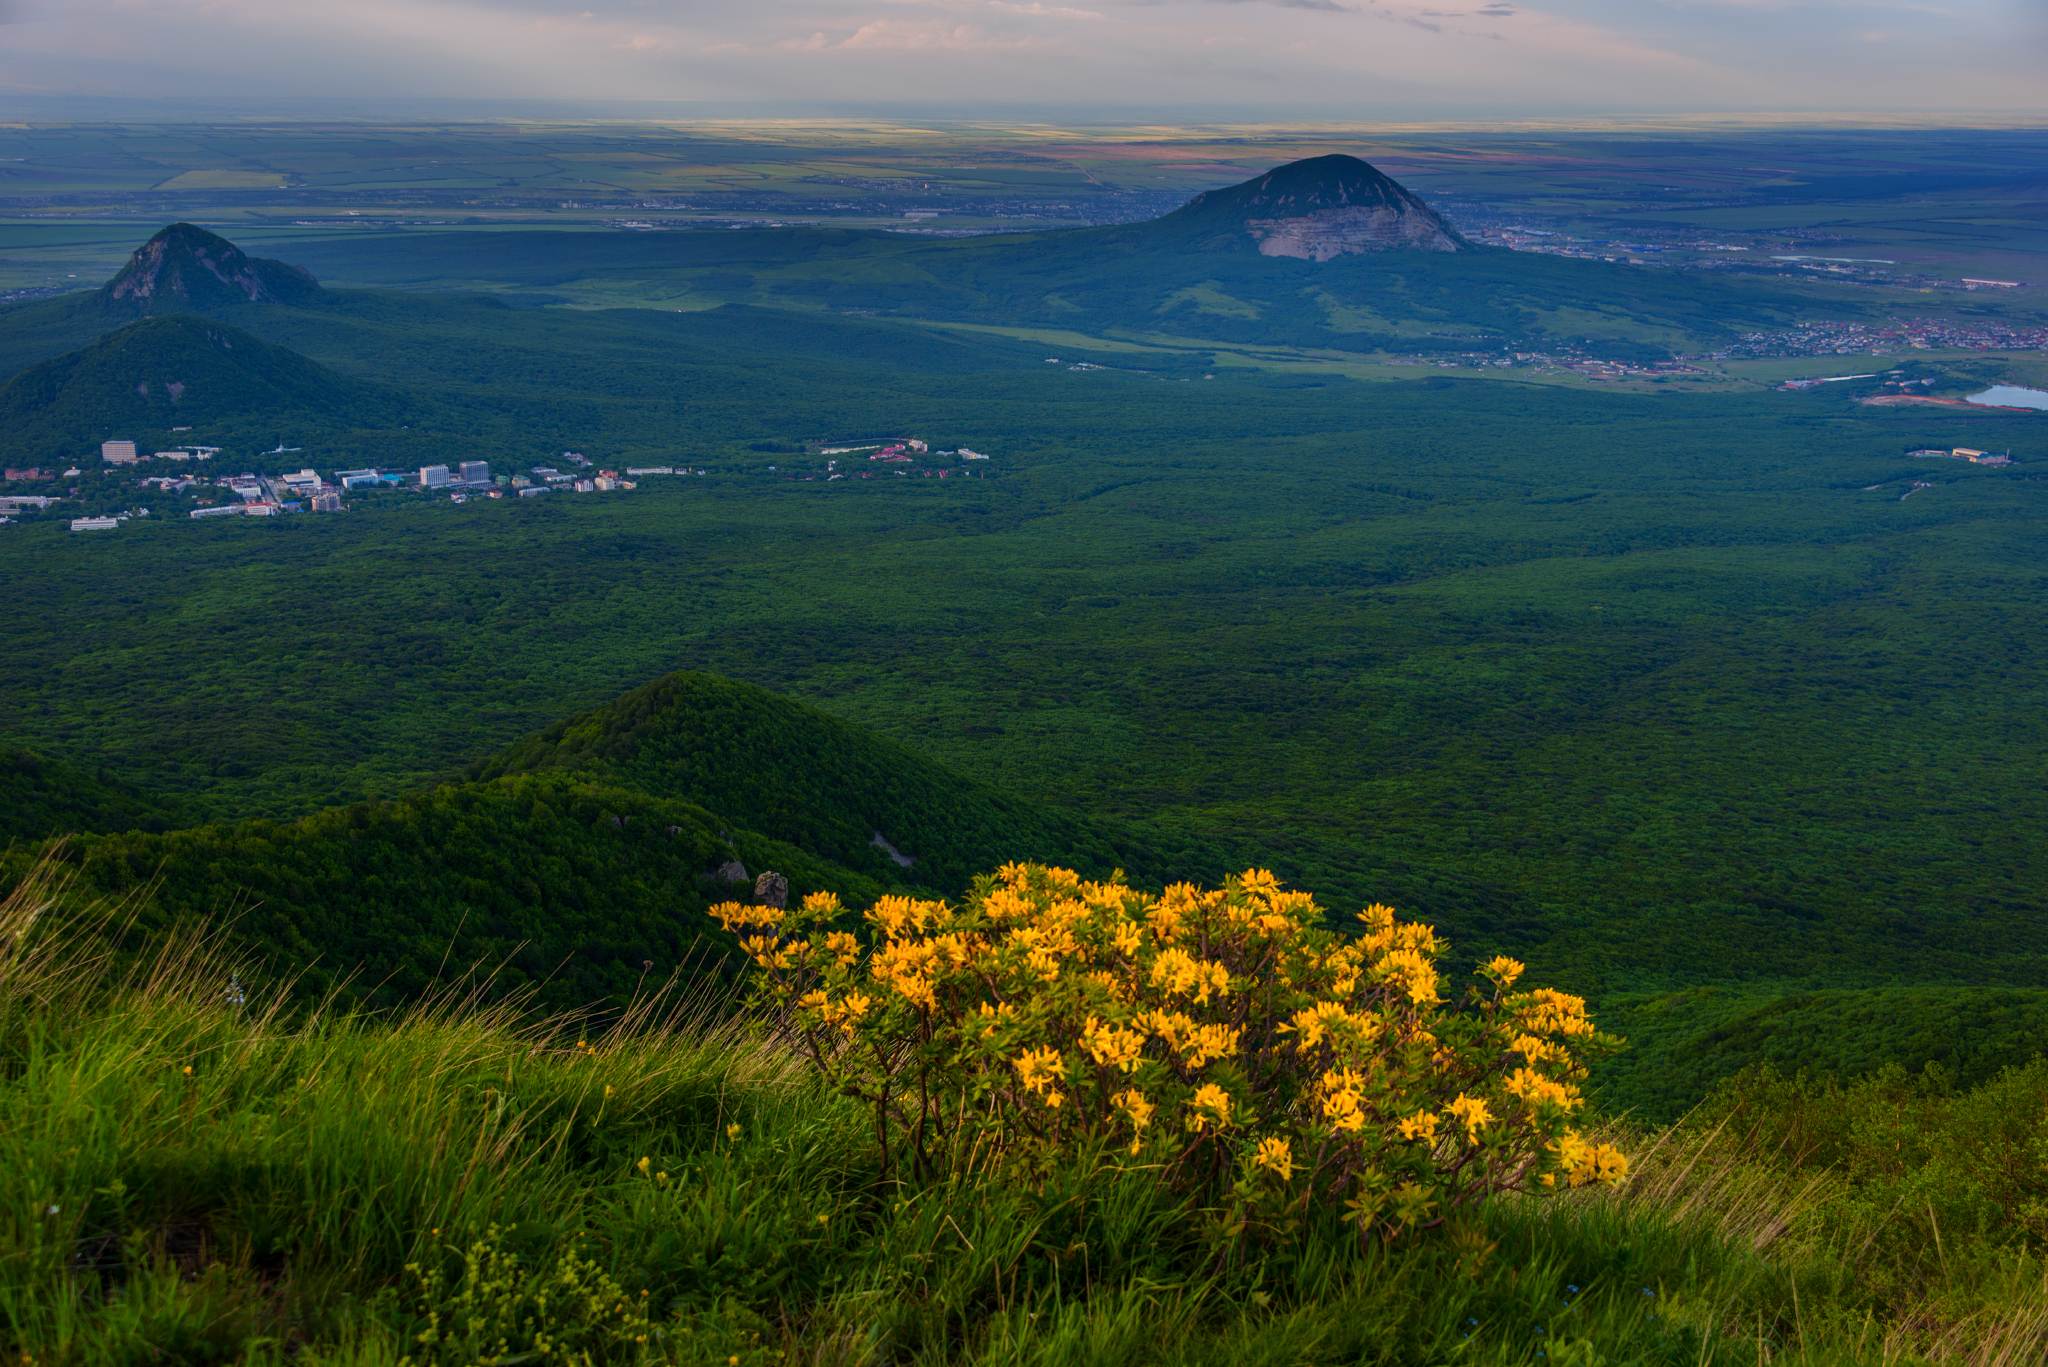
[1728,317,2048,359]
[1909,447,2014,467]
[510,460,646,497]
[100,440,221,464]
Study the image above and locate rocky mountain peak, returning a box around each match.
[1154,154,1470,259]
[102,223,323,314]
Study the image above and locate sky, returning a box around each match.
[1,0,2043,116]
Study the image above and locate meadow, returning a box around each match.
[5,865,2048,1366]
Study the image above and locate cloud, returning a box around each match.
[0,0,2038,109]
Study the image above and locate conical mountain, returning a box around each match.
[0,314,402,458]
[100,223,325,316]
[1139,154,1470,259]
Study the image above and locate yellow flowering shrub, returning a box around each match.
[713,863,1626,1240]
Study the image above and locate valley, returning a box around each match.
[4,120,2048,1365]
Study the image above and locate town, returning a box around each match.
[0,436,995,530]
[1726,316,2048,359]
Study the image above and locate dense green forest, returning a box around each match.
[0,748,191,843]
[2,215,2045,1118]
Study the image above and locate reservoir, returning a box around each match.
[1966,385,2048,410]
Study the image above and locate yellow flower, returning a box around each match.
[1484,955,1526,985]
[1114,1088,1155,1150]
[1397,1111,1439,1144]
[1321,1069,1367,1133]
[1080,1017,1147,1073]
[1378,948,1440,1006]
[1504,1067,1580,1112]
[726,1123,742,1142]
[1553,1130,1628,1186]
[1253,1135,1294,1180]
[1014,1047,1066,1101]
[1187,1083,1232,1131]
[1179,1023,1241,1068]
[1239,868,1281,897]
[1446,1094,1493,1141]
[1282,1000,1351,1049]
[636,1157,650,1176]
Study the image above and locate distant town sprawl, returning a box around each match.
[1724,317,2048,360]
[0,437,997,529]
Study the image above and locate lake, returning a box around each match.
[1967,385,2048,410]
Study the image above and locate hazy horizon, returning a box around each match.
[1,0,2041,122]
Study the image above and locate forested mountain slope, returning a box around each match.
[0,314,406,459]
[469,670,1230,895]
[0,748,192,843]
[23,771,884,1012]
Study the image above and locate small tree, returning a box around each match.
[714,863,1625,1241]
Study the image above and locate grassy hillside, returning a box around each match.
[4,869,2045,1365]
[470,671,1229,896]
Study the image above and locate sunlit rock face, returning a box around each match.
[1247,202,1465,260]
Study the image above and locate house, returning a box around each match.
[71,517,119,531]
[101,441,138,463]
[958,449,990,460]
[190,505,244,518]
[3,468,43,481]
[0,496,57,512]
[311,491,342,512]
[419,465,452,488]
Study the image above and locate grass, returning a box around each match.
[6,861,2047,1366]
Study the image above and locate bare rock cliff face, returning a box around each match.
[1247,203,1465,261]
